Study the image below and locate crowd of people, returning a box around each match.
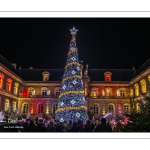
[14,114,124,132]
[0,113,124,132]
[21,118,114,132]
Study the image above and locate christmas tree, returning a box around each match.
[55,27,89,123]
[120,94,150,132]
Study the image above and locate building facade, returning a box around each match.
[0,55,150,119]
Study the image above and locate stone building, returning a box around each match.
[0,54,150,119]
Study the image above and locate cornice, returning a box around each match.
[0,64,25,85]
[25,82,61,86]
[89,83,129,87]
[89,98,129,101]
[130,68,150,85]
[19,98,59,100]
[0,90,18,100]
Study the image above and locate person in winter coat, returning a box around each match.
[94,118,112,132]
[31,119,47,132]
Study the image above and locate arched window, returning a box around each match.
[123,104,130,112]
[53,103,58,114]
[140,79,147,93]
[13,102,16,112]
[41,87,50,96]
[0,73,4,89]
[130,89,134,97]
[37,103,44,113]
[105,88,112,97]
[108,104,115,112]
[22,103,29,113]
[93,104,99,114]
[14,82,19,95]
[120,90,125,97]
[134,83,139,96]
[5,99,9,111]
[92,88,98,97]
[55,88,61,97]
[28,87,35,96]
[6,78,12,92]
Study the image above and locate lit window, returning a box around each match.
[92,88,98,97]
[105,88,111,97]
[6,78,12,92]
[41,87,50,96]
[104,71,112,82]
[123,104,130,112]
[42,71,50,81]
[93,104,99,114]
[5,99,9,111]
[23,103,29,113]
[14,82,19,95]
[134,84,139,96]
[120,90,125,97]
[53,103,58,113]
[0,73,4,89]
[28,88,35,96]
[106,76,110,82]
[56,89,61,97]
[140,79,146,93]
[108,104,114,112]
[13,102,16,112]
[130,89,134,97]
[37,103,44,113]
[42,89,47,96]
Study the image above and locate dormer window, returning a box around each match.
[42,71,50,81]
[104,71,112,82]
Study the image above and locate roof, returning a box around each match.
[0,54,149,82]
[133,59,150,78]
[0,55,21,77]
[19,69,64,81]
[88,69,135,81]
[19,69,135,82]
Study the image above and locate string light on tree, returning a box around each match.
[55,27,89,123]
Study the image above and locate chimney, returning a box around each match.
[29,66,33,69]
[12,63,17,69]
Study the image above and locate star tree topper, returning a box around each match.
[70,26,78,35]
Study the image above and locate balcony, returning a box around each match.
[19,95,59,98]
[88,96,129,99]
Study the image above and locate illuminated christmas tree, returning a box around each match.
[55,27,89,123]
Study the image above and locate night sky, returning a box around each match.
[0,18,150,70]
